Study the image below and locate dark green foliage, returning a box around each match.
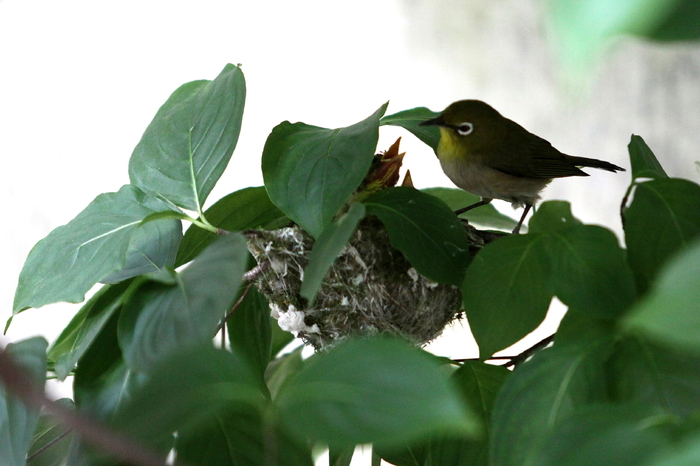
[363,187,471,286]
[5,65,700,466]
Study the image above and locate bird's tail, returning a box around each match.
[567,156,625,173]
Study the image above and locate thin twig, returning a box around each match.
[451,334,555,368]
[216,280,256,334]
[504,334,555,368]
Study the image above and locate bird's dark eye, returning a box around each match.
[456,122,473,136]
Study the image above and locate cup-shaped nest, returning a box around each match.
[247,218,464,351]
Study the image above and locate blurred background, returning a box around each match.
[2,0,699,396]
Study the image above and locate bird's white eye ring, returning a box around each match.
[456,122,473,136]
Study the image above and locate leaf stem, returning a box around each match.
[187,215,218,234]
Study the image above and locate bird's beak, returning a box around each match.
[419,115,445,127]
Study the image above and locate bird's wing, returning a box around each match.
[490,124,587,179]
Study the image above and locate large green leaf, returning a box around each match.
[262,103,387,238]
[265,347,304,400]
[628,135,668,180]
[129,64,246,212]
[523,403,671,466]
[119,233,248,371]
[48,280,132,381]
[13,185,176,313]
[490,340,613,466]
[363,187,470,286]
[26,399,76,466]
[176,186,288,266]
[623,178,700,292]
[227,286,273,383]
[71,305,129,420]
[111,345,266,446]
[527,200,582,234]
[462,234,551,358]
[646,433,700,466]
[100,216,181,284]
[623,238,700,352]
[609,336,700,416]
[176,407,313,466]
[300,203,366,303]
[0,337,47,466]
[380,107,440,153]
[443,361,511,466]
[646,0,700,41]
[275,338,479,447]
[545,225,636,319]
[421,187,519,231]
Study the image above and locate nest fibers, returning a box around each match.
[247,218,465,351]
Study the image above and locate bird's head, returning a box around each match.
[421,100,505,156]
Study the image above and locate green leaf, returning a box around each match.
[49,280,132,381]
[329,446,356,466]
[111,345,266,446]
[380,107,440,153]
[545,225,637,319]
[262,103,387,238]
[176,407,313,466]
[26,399,76,466]
[462,234,551,358]
[176,186,289,266]
[555,311,616,346]
[13,185,176,313]
[0,337,48,466]
[377,362,510,466]
[265,347,304,399]
[228,286,272,382]
[71,306,128,419]
[442,361,511,466]
[623,238,700,352]
[646,0,700,41]
[300,203,366,303]
[490,340,613,466]
[623,178,700,292]
[454,361,511,426]
[129,64,246,212]
[269,320,296,360]
[421,187,519,230]
[609,336,700,417]
[527,201,582,234]
[646,433,700,466]
[275,337,479,447]
[119,233,248,371]
[628,135,668,180]
[524,403,671,466]
[100,216,181,284]
[363,187,470,286]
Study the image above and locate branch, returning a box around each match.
[504,334,554,368]
[451,334,555,368]
[0,346,180,466]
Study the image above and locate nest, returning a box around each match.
[247,218,468,351]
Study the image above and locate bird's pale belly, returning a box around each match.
[439,156,550,208]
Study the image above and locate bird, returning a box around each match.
[420,100,625,234]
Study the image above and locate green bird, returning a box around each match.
[421,100,625,234]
